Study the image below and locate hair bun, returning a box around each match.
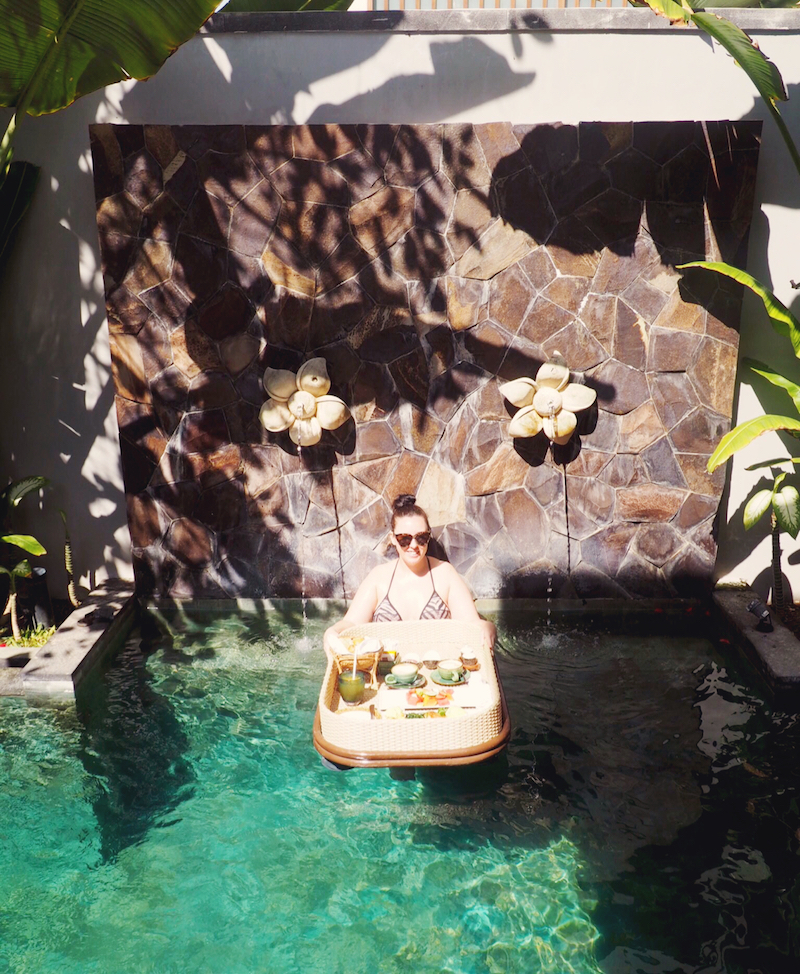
[392,494,417,512]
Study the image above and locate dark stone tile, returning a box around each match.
[497,488,548,559]
[177,409,229,455]
[180,190,231,247]
[641,436,687,488]
[646,202,705,257]
[271,157,350,207]
[542,319,607,372]
[99,232,139,290]
[198,150,265,206]
[579,122,632,166]
[391,228,453,281]
[493,167,557,244]
[246,126,294,176]
[632,121,702,166]
[515,123,578,178]
[187,372,238,410]
[670,407,729,455]
[519,296,574,346]
[617,552,672,598]
[389,347,430,410]
[90,125,125,200]
[415,169,456,233]
[127,492,162,549]
[189,285,252,344]
[547,159,610,220]
[636,523,684,567]
[614,299,647,370]
[443,123,492,188]
[172,234,228,305]
[124,150,163,208]
[664,544,715,598]
[606,147,662,201]
[676,493,719,529]
[587,359,649,416]
[422,324,456,378]
[151,366,190,409]
[119,438,157,495]
[140,193,184,245]
[659,144,709,205]
[474,122,525,179]
[277,200,349,268]
[581,524,637,577]
[464,320,514,376]
[164,517,214,568]
[447,187,494,261]
[139,279,193,327]
[163,154,199,211]
[386,124,442,187]
[496,336,543,382]
[115,124,146,159]
[228,181,281,257]
[429,362,487,423]
[96,192,142,238]
[317,234,371,294]
[542,276,592,315]
[620,277,669,327]
[174,125,245,160]
[195,479,247,532]
[329,149,384,203]
[574,189,642,249]
[545,217,603,278]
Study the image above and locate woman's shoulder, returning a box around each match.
[429,557,460,579]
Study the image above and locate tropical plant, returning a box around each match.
[741,460,800,608]
[1,476,48,638]
[699,270,800,605]
[637,0,800,179]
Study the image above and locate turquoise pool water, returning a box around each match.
[1,610,797,973]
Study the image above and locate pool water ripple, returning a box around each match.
[2,612,799,972]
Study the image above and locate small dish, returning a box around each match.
[385,672,426,690]
[429,671,469,687]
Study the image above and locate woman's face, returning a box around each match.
[392,513,430,567]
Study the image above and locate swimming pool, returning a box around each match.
[1,607,797,973]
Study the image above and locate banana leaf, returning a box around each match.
[0,533,46,556]
[680,262,800,357]
[0,159,39,277]
[707,414,800,471]
[0,0,222,177]
[747,360,800,413]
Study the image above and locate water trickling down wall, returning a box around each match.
[90,121,761,600]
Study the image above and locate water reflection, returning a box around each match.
[76,633,195,862]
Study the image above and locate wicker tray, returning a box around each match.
[314,620,510,768]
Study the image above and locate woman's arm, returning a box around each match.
[322,567,382,651]
[441,563,496,652]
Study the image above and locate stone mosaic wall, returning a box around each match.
[90,121,761,600]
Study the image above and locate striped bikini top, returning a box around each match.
[372,557,452,623]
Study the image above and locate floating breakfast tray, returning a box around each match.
[313,619,510,768]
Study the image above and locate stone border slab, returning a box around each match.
[204,9,800,35]
[713,587,800,690]
[21,581,137,697]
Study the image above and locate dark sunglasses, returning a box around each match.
[394,531,431,549]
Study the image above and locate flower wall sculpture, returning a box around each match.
[499,352,597,446]
[260,357,351,447]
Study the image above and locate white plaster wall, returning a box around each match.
[2,22,799,598]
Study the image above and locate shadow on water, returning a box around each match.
[75,620,196,862]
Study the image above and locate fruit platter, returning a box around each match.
[314,619,509,768]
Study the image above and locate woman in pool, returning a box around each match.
[323,494,496,651]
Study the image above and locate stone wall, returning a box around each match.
[90,121,760,600]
